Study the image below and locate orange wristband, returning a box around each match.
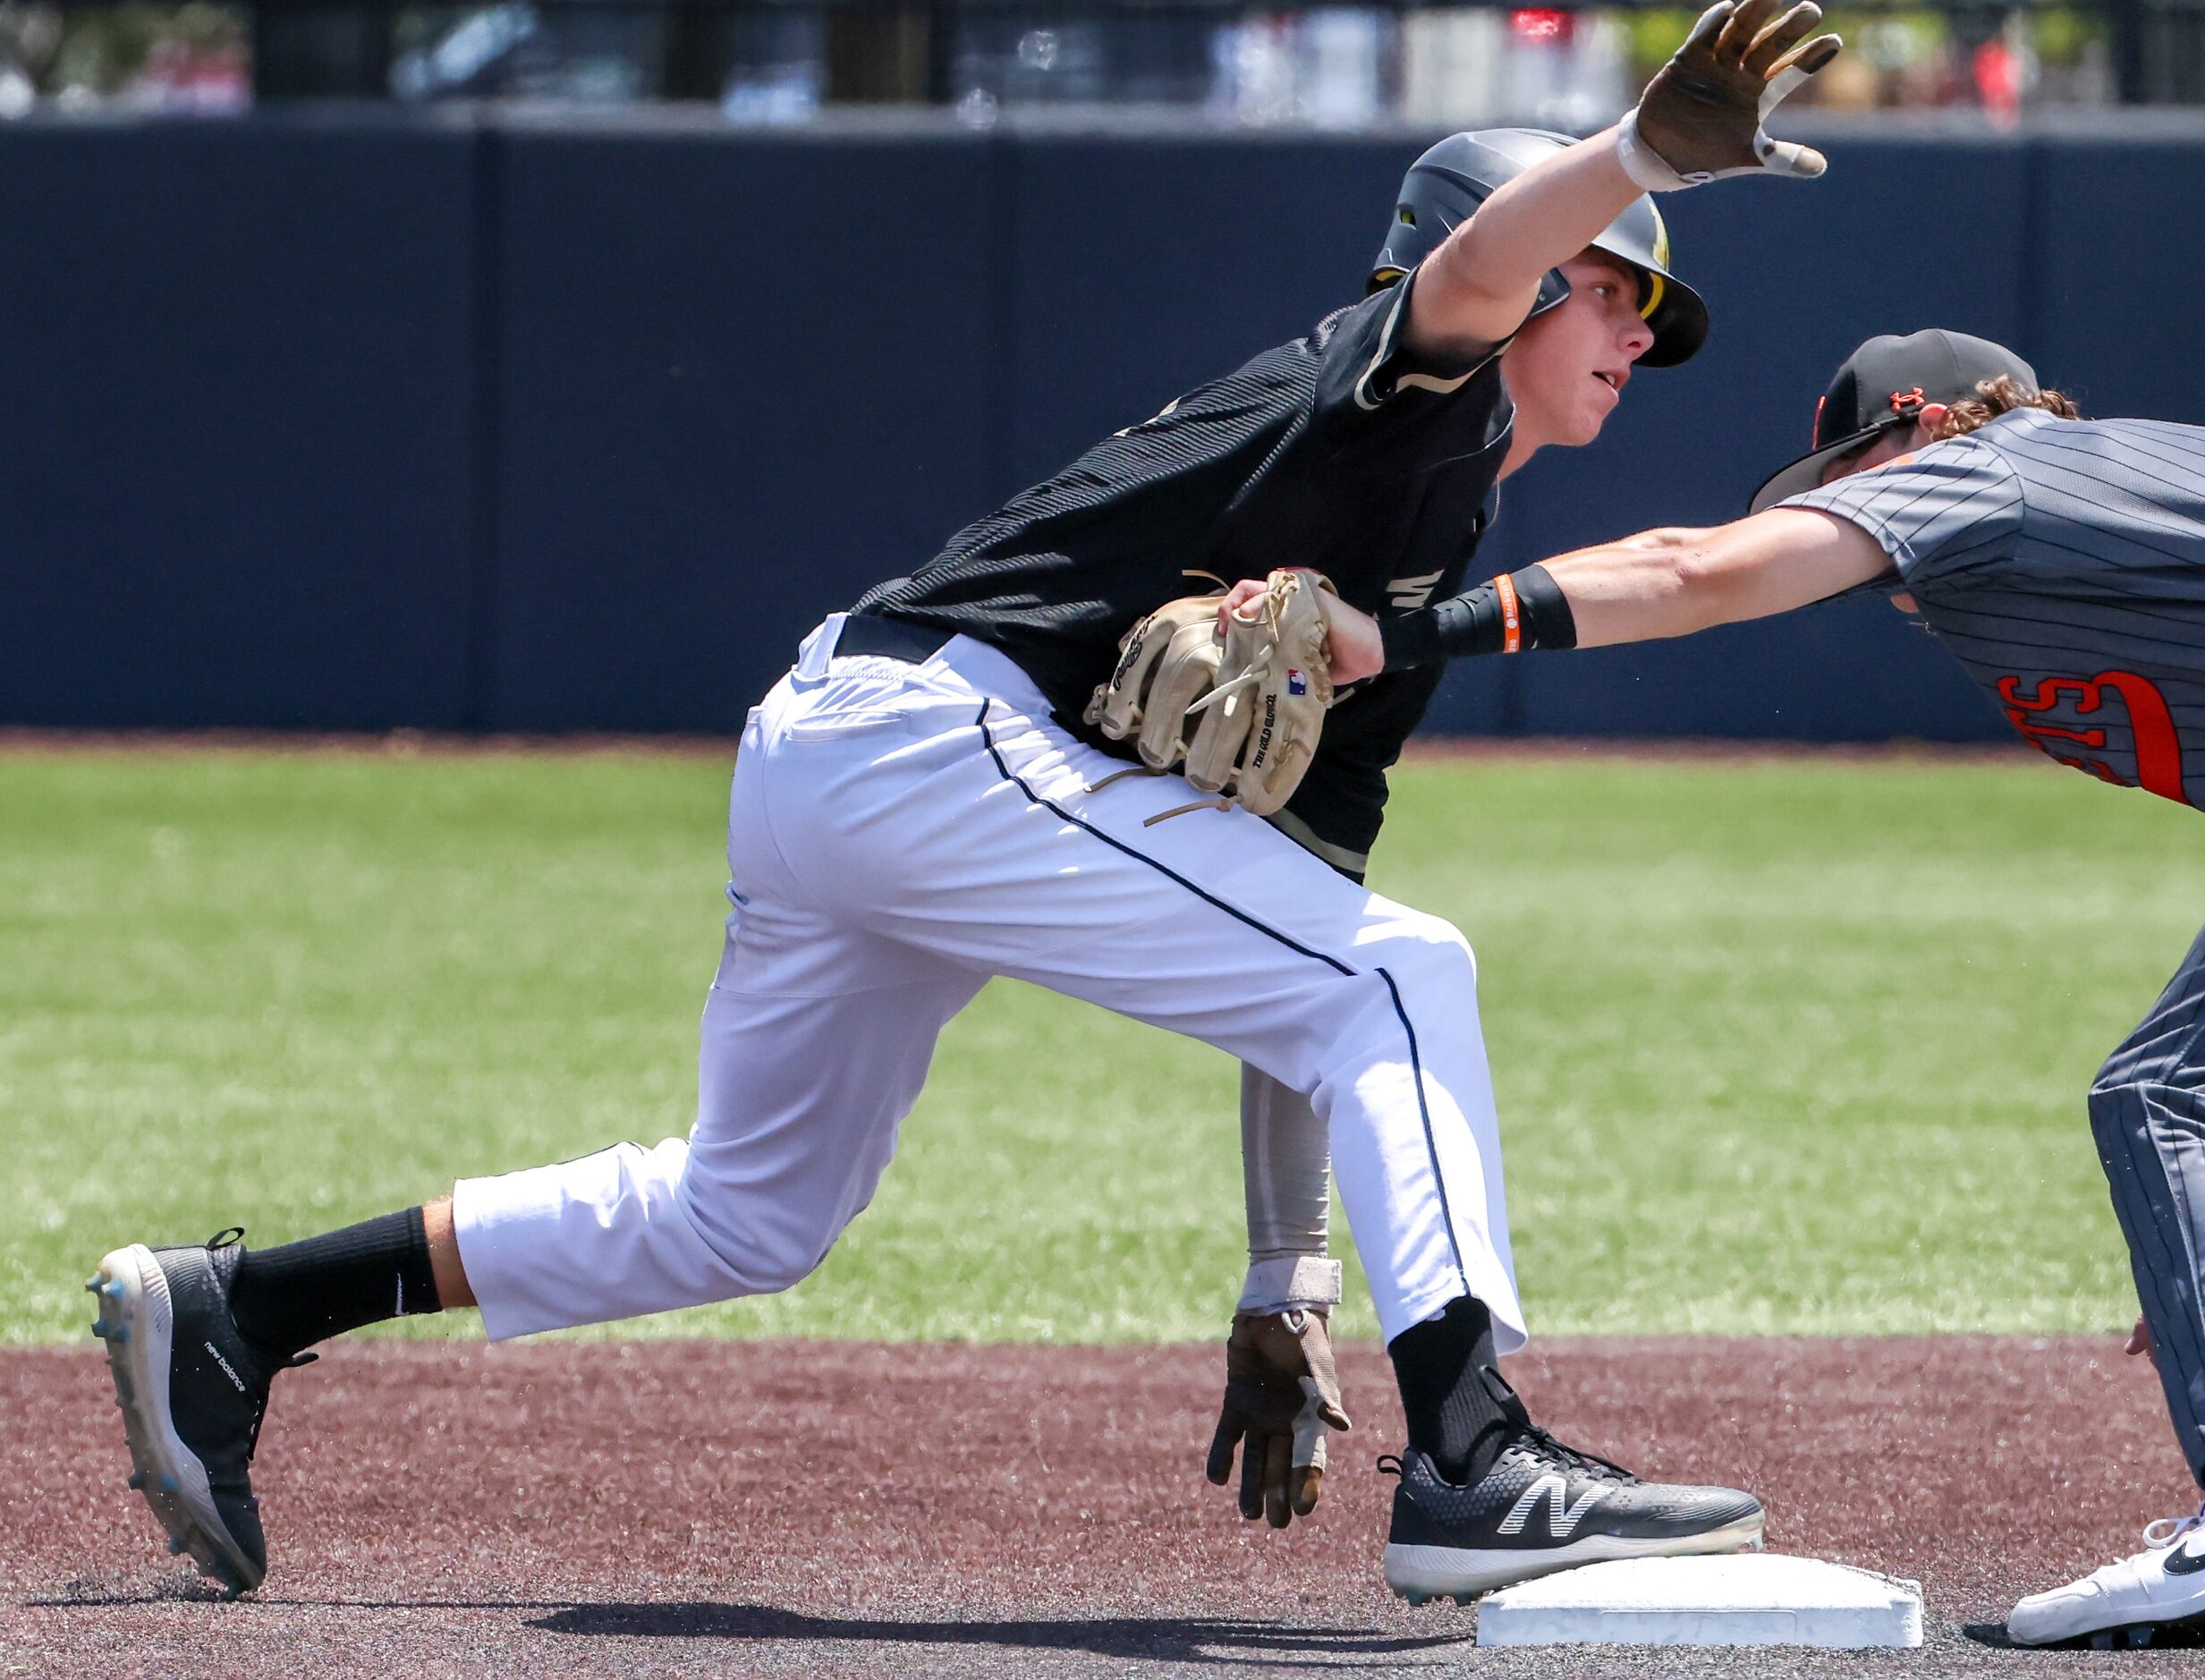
[1494,571,1522,654]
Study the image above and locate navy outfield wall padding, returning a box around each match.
[2032,136,2205,426]
[0,115,479,730]
[0,115,2201,740]
[1001,132,1408,490]
[486,125,997,733]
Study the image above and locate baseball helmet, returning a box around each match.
[1369,128,1709,369]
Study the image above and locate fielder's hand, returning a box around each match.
[1206,1308,1352,1529]
[1217,578,1383,686]
[1619,0,1842,189]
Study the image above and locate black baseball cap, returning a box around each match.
[1748,329,2041,513]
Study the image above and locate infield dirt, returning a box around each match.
[4,1336,2200,1677]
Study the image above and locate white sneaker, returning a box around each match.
[2008,1500,2205,1648]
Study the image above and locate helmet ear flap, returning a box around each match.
[1527,265,1571,327]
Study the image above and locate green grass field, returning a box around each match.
[4,742,2198,1346]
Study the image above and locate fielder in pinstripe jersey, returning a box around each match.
[1268,327,2205,1648]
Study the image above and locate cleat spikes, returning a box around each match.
[91,1319,110,1337]
[127,1472,146,1490]
[158,1473,179,1495]
[105,1280,126,1300]
[168,1534,186,1556]
[85,1275,103,1293]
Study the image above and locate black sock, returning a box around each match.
[1388,1294,1519,1486]
[228,1207,442,1358]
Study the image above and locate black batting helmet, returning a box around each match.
[1370,128,1709,369]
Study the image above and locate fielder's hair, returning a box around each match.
[1929,374,2082,441]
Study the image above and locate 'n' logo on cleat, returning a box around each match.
[1498,1474,1610,1540]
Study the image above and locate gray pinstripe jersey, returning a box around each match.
[1785,409,2205,809]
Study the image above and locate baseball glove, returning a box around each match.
[1084,568,1336,819]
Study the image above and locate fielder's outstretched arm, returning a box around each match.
[1262,508,1894,684]
[1536,508,1893,649]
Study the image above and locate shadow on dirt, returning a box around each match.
[26,1593,1471,1667]
[1963,1617,2205,1651]
[529,1603,1474,1666]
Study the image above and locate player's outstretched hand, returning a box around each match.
[1619,0,1843,189]
[1217,578,1385,686]
[1206,1308,1353,1529]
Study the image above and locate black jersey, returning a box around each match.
[855,268,1512,861]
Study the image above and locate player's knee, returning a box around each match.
[673,1173,834,1296]
[723,1238,825,1296]
[1370,909,1479,999]
[2085,1066,2183,1160]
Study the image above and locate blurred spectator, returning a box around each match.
[0,0,2158,121]
[393,3,652,101]
[0,1,246,111]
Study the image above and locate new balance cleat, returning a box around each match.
[1381,1371,1764,1602]
[89,1230,313,1596]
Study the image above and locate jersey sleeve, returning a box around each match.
[1779,435,2026,588]
[1311,267,1508,433]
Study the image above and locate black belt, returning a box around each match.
[837,613,953,665]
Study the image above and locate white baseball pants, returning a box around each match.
[453,616,1524,1349]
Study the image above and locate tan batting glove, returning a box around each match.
[1205,1308,1353,1529]
[1618,0,1842,189]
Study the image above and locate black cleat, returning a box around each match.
[89,1230,312,1595]
[1381,1371,1763,1603]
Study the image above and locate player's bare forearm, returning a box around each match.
[1405,131,1641,357]
[1544,509,1893,647]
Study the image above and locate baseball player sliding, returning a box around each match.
[87,3,1840,1605]
[1236,327,2205,1647]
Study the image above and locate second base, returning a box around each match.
[1474,1553,1925,1649]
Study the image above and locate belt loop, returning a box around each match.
[795,614,849,682]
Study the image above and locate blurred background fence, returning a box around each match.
[7,2,2204,740]
[3,0,2197,117]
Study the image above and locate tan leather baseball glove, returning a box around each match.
[1085,568,1336,818]
[1083,588,1228,773]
